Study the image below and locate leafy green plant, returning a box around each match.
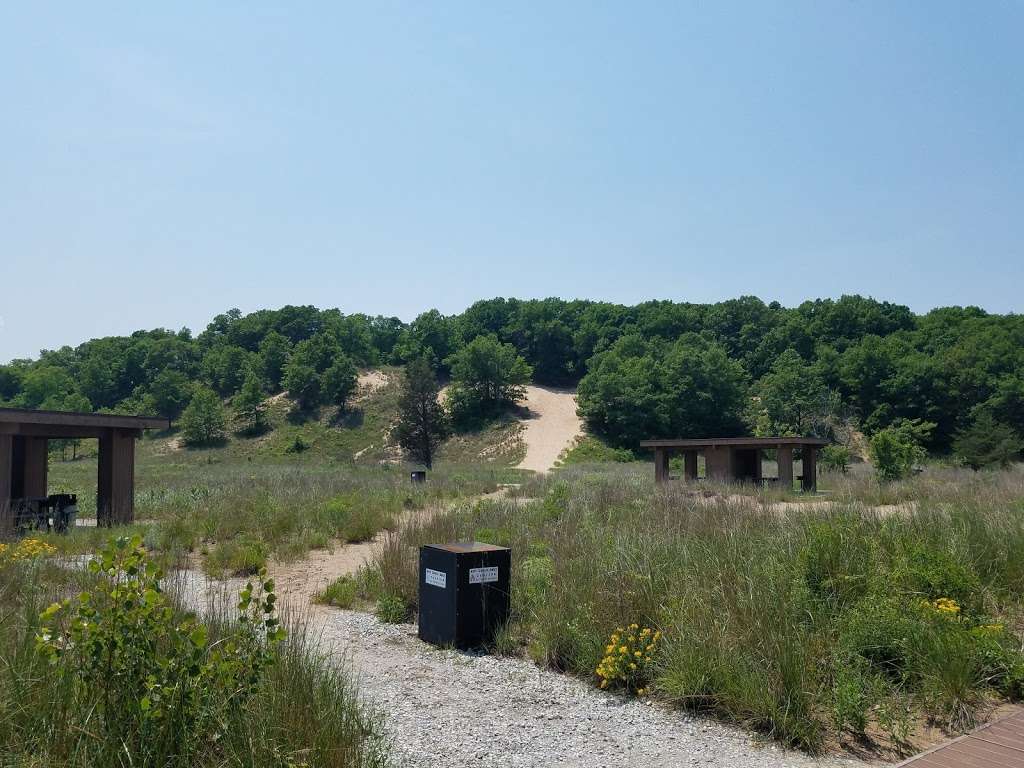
[819,444,852,473]
[36,535,284,767]
[870,421,930,481]
[318,575,360,609]
[375,594,410,624]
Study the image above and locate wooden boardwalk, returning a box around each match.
[896,709,1024,767]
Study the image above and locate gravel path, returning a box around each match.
[177,571,879,768]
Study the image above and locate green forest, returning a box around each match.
[2,295,1022,456]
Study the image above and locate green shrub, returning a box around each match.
[839,597,916,676]
[36,536,283,767]
[800,518,875,610]
[205,534,268,577]
[892,544,983,618]
[819,444,852,473]
[830,661,874,735]
[319,575,360,609]
[870,421,930,481]
[375,594,410,624]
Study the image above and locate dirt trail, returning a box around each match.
[269,537,381,609]
[515,385,583,473]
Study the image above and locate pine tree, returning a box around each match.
[393,358,450,469]
[953,410,1023,470]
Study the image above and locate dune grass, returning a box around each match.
[358,462,1024,754]
[0,544,389,768]
[45,457,519,576]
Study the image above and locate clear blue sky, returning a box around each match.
[1,2,1021,362]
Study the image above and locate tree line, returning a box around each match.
[1,296,1022,461]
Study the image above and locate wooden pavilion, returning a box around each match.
[0,407,169,533]
[639,436,829,492]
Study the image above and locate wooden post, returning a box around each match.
[22,437,48,498]
[705,446,732,481]
[654,447,671,483]
[98,429,137,525]
[777,446,794,491]
[0,435,12,535]
[683,450,698,481]
[801,445,818,492]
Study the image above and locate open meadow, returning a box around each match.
[6,428,1022,766]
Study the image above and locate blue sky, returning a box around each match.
[1,2,1021,361]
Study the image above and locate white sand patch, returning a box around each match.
[515,386,583,474]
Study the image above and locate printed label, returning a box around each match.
[468,566,499,584]
[425,568,447,588]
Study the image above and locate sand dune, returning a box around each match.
[515,385,583,473]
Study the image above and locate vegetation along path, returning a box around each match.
[180,562,875,768]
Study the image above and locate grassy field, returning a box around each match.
[42,370,525,575]
[29,390,1024,759]
[351,461,1024,756]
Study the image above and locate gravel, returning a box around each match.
[177,570,879,768]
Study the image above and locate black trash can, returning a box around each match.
[418,542,511,650]
[410,470,427,484]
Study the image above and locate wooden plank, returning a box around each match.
[943,739,1023,766]
[0,407,168,432]
[0,423,142,439]
[640,437,829,448]
[897,710,1024,767]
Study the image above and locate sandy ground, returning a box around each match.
[515,386,583,473]
[269,536,382,607]
[355,370,390,400]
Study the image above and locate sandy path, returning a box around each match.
[515,386,583,473]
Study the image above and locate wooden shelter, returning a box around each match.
[0,407,169,533]
[639,437,829,491]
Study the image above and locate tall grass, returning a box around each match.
[0,553,389,768]
[362,462,1024,753]
[45,462,514,576]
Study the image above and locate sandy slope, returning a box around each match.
[515,386,583,473]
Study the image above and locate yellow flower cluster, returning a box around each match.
[595,623,661,694]
[925,597,961,617]
[0,538,58,562]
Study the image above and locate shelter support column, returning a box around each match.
[654,447,671,483]
[22,438,48,498]
[0,435,12,535]
[777,446,794,491]
[683,450,698,481]
[801,445,818,492]
[705,446,732,482]
[97,429,137,526]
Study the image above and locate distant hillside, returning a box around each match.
[2,296,1022,456]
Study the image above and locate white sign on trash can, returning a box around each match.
[468,566,499,584]
[425,568,447,588]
